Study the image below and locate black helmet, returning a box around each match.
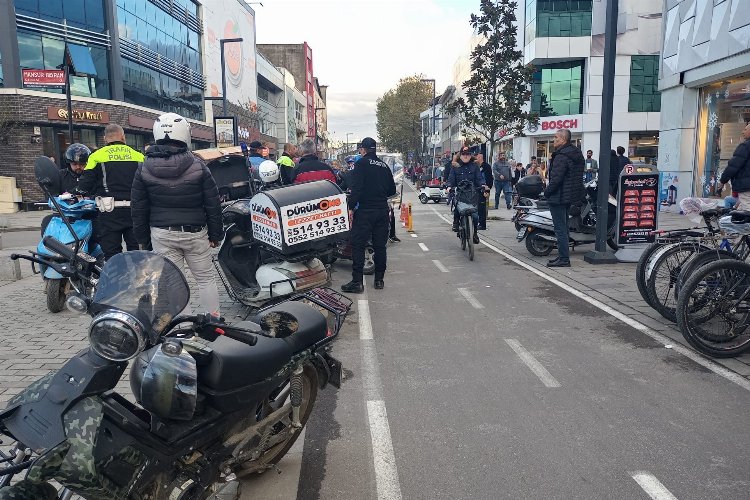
[65,143,91,164]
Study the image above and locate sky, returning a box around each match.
[253,0,477,145]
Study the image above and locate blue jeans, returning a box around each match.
[548,203,570,261]
[494,180,512,208]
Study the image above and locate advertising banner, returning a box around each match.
[23,69,65,88]
[281,194,349,246]
[214,117,237,148]
[250,194,283,250]
[617,165,659,245]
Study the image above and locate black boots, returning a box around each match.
[341,280,364,293]
[374,280,384,289]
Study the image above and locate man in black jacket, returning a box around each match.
[342,137,397,293]
[59,143,90,194]
[718,122,750,208]
[131,112,223,316]
[544,129,585,268]
[476,153,492,230]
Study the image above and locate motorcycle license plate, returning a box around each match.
[326,353,343,388]
[517,228,527,239]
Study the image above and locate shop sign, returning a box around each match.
[47,107,109,123]
[540,118,579,131]
[616,165,660,245]
[214,116,237,148]
[23,69,65,88]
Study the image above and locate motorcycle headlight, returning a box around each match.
[89,311,146,361]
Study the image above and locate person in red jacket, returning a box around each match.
[293,139,337,184]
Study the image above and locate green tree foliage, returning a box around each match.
[446,0,537,160]
[376,76,434,158]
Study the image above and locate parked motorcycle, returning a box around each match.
[20,157,102,312]
[0,245,350,500]
[516,178,618,256]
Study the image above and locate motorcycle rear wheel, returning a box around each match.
[525,230,554,257]
[239,364,318,474]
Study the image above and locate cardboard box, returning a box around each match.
[0,201,19,214]
[0,177,18,203]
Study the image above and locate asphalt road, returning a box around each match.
[242,185,750,500]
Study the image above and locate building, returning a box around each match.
[658,0,750,205]
[503,0,662,169]
[257,43,329,154]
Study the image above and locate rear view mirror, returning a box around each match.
[34,156,61,196]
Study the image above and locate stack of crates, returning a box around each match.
[0,177,21,214]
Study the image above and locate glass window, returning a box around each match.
[531,60,585,117]
[85,0,105,30]
[18,31,43,69]
[629,55,661,112]
[14,0,38,16]
[533,0,592,38]
[41,0,64,22]
[64,0,86,25]
[42,36,65,70]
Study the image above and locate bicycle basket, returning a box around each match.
[455,185,478,206]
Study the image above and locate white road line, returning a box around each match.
[367,400,403,500]
[478,237,750,393]
[418,242,429,252]
[410,233,418,238]
[432,260,449,273]
[457,287,483,309]
[358,299,373,340]
[504,339,561,388]
[631,472,678,500]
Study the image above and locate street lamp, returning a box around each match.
[220,38,243,116]
[421,78,436,166]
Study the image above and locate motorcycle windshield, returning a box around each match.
[93,251,189,336]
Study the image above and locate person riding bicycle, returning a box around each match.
[448,146,486,244]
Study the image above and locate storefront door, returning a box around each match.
[535,136,582,165]
[42,127,98,166]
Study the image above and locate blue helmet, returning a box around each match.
[353,154,362,162]
[345,155,355,164]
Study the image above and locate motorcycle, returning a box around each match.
[516,178,618,256]
[23,157,102,313]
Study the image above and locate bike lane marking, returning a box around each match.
[410,233,418,238]
[432,260,449,273]
[358,299,373,340]
[504,339,561,388]
[418,243,429,252]
[631,472,679,500]
[457,287,483,309]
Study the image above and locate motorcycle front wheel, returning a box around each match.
[46,279,67,313]
[239,364,319,474]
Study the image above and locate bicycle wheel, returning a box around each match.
[674,249,740,301]
[466,216,474,261]
[676,259,750,357]
[460,216,467,251]
[647,242,710,322]
[636,241,671,308]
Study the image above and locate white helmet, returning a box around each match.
[258,160,280,183]
[153,112,191,145]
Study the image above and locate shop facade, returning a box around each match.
[658,0,750,207]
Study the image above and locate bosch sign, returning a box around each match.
[541,119,579,131]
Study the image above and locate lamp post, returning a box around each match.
[421,78,436,167]
[220,38,243,116]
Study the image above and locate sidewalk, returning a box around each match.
[403,179,750,379]
[0,209,50,232]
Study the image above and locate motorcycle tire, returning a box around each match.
[419,194,429,204]
[636,241,668,308]
[239,364,319,474]
[525,230,554,257]
[675,259,750,358]
[46,279,67,313]
[363,246,375,275]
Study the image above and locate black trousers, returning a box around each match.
[477,197,487,229]
[351,208,389,281]
[94,208,138,260]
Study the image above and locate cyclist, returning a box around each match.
[448,146,486,244]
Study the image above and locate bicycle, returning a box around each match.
[452,180,482,261]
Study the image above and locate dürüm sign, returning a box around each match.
[47,107,110,123]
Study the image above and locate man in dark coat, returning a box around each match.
[476,153,492,230]
[544,129,585,268]
[718,122,750,208]
[293,139,337,184]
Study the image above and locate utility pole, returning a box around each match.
[421,78,436,167]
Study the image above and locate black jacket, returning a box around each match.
[511,167,524,186]
[720,139,750,192]
[59,168,80,195]
[349,152,397,210]
[78,142,144,200]
[131,144,223,244]
[479,162,493,186]
[293,155,337,184]
[609,150,621,195]
[544,143,585,205]
[448,159,484,188]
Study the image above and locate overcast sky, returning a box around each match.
[254,0,476,144]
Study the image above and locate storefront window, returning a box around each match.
[42,127,98,166]
[531,60,585,117]
[14,0,106,31]
[696,78,750,198]
[628,132,659,165]
[629,56,661,113]
[535,136,582,166]
[526,0,592,42]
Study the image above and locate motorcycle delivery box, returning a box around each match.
[516,175,545,198]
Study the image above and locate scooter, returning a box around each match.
[516,179,618,256]
[26,157,103,313]
[419,183,448,204]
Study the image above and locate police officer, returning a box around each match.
[341,137,396,293]
[78,123,144,259]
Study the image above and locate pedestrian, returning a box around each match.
[78,123,143,260]
[293,139,337,184]
[247,140,265,181]
[131,112,224,316]
[341,137,396,293]
[608,149,620,196]
[584,149,598,183]
[492,151,513,209]
[544,129,585,268]
[448,146,485,243]
[616,146,631,173]
[717,122,750,208]
[59,144,89,195]
[511,162,525,187]
[277,143,297,185]
[476,153,492,230]
[525,156,537,174]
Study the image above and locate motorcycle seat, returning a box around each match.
[730,210,750,224]
[256,302,329,352]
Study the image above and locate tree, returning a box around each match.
[446,0,537,161]
[376,76,433,160]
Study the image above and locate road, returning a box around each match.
[244,184,750,499]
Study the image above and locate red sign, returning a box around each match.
[541,118,579,131]
[23,69,66,88]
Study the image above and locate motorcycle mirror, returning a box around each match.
[34,156,61,196]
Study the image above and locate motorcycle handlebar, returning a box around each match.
[42,236,75,261]
[166,314,259,347]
